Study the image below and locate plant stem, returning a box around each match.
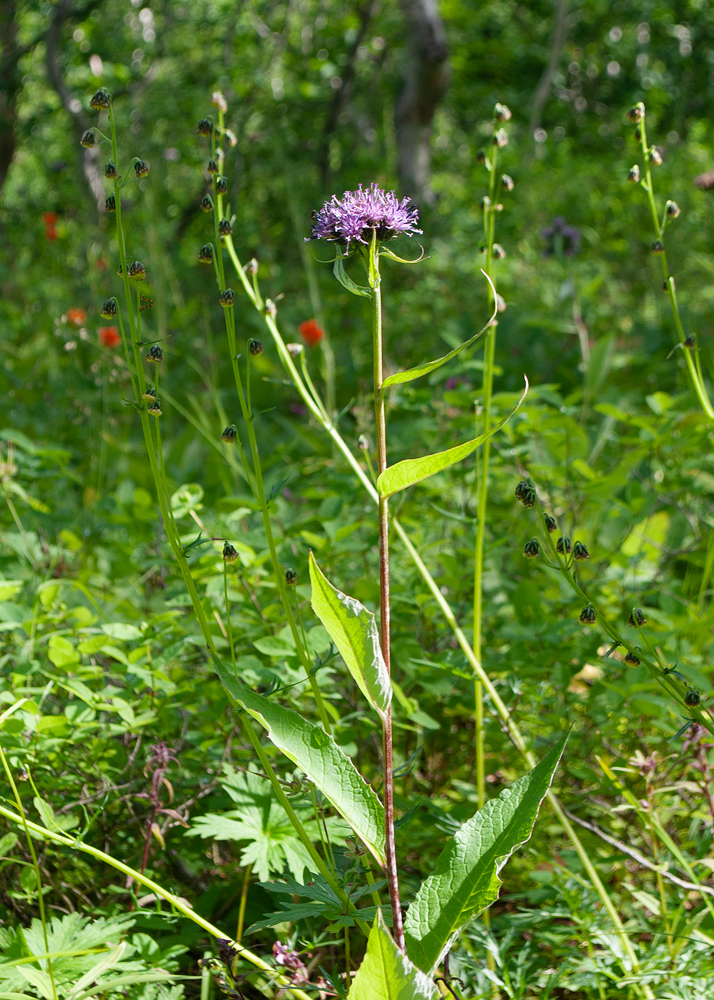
[473,126,500,811]
[0,749,58,1000]
[236,863,252,944]
[637,115,714,421]
[368,233,405,952]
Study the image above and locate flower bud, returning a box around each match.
[627,165,640,183]
[501,174,514,191]
[207,159,219,175]
[685,688,701,707]
[100,297,118,319]
[89,88,112,109]
[246,258,258,275]
[651,240,664,254]
[198,243,214,264]
[222,541,239,563]
[476,149,486,163]
[219,288,235,308]
[216,176,228,195]
[104,161,118,179]
[627,102,645,123]
[201,194,214,212]
[286,342,303,356]
[358,434,369,451]
[579,606,597,624]
[666,200,680,218]
[221,424,237,443]
[80,129,96,148]
[492,243,506,259]
[264,298,277,318]
[134,159,149,178]
[249,338,263,356]
[649,146,662,166]
[493,128,508,147]
[628,608,647,626]
[624,650,640,666]
[556,536,572,555]
[572,540,589,561]
[197,118,213,136]
[128,260,146,280]
[285,568,297,585]
[146,344,163,363]
[105,195,116,213]
[218,218,232,237]
[481,195,491,210]
[523,539,539,559]
[544,513,557,533]
[147,398,162,417]
[684,334,696,348]
[494,103,512,122]
[515,479,536,508]
[143,385,157,401]
[211,91,228,113]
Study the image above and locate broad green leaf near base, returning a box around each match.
[382,272,497,389]
[349,913,438,1000]
[214,657,386,866]
[404,731,568,974]
[377,377,528,498]
[309,552,391,717]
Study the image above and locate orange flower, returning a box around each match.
[67,308,87,327]
[298,318,324,347]
[44,226,58,241]
[99,326,121,348]
[42,212,58,226]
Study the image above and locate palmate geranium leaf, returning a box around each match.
[348,913,438,1000]
[214,657,386,865]
[404,731,568,975]
[382,271,497,389]
[309,552,391,717]
[377,377,528,499]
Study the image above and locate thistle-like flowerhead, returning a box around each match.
[308,183,421,248]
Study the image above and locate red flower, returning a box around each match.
[99,326,121,348]
[67,308,87,327]
[298,318,324,347]
[42,212,58,226]
[44,226,58,241]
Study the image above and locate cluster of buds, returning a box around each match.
[89,88,112,110]
[685,688,701,707]
[128,261,146,281]
[515,479,536,508]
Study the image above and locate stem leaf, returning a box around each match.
[382,272,497,388]
[214,657,386,865]
[377,377,528,498]
[309,552,391,717]
[333,256,371,298]
[348,912,438,999]
[404,731,568,974]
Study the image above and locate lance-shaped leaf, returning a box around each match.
[333,256,371,298]
[214,657,386,866]
[309,552,391,717]
[382,271,497,388]
[404,731,568,974]
[349,912,438,1000]
[378,377,528,499]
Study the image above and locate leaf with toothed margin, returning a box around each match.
[377,377,528,499]
[214,656,386,866]
[404,732,568,975]
[309,552,391,718]
[348,912,438,1000]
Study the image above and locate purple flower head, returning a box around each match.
[308,183,422,247]
[541,216,581,258]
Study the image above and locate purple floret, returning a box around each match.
[308,183,422,246]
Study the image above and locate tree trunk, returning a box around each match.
[394,0,450,205]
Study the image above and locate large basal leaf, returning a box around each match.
[404,731,568,974]
[348,913,438,1000]
[214,657,386,866]
[309,552,391,717]
[382,273,497,389]
[377,377,528,499]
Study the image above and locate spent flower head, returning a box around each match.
[308,182,421,248]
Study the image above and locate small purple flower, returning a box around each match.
[541,216,581,258]
[308,182,422,247]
